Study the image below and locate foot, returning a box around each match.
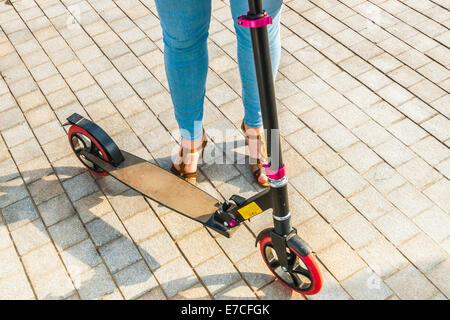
[171,131,207,185]
[242,122,269,187]
[172,137,202,174]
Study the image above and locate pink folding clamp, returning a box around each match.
[238,12,273,28]
[263,164,286,181]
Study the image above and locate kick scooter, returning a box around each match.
[65,0,323,295]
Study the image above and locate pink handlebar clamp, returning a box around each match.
[263,164,286,181]
[238,12,273,28]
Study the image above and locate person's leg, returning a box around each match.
[154,0,211,176]
[229,0,282,129]
[155,0,211,141]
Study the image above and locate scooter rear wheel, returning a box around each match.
[68,125,110,176]
[259,236,323,295]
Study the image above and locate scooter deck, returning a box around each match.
[83,150,222,224]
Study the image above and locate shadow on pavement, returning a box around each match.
[0,164,277,300]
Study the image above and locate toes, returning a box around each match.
[258,174,269,186]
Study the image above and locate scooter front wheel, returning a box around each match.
[259,236,323,295]
[68,125,110,176]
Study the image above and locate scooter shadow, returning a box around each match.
[0,166,277,300]
[40,270,284,300]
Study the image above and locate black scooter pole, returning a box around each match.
[247,0,291,235]
[247,0,282,170]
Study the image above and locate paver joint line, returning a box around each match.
[0,0,448,300]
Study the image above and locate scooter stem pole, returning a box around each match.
[248,0,264,14]
[247,0,282,172]
[247,0,290,235]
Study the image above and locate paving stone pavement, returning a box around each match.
[0,0,449,300]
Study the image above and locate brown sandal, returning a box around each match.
[170,130,208,186]
[241,121,269,188]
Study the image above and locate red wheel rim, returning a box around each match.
[259,236,323,295]
[68,125,110,177]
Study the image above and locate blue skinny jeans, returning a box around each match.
[154,0,282,140]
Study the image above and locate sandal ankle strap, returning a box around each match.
[242,121,268,160]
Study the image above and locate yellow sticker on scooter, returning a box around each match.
[238,202,263,220]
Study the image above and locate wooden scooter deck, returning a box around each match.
[82,150,222,224]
